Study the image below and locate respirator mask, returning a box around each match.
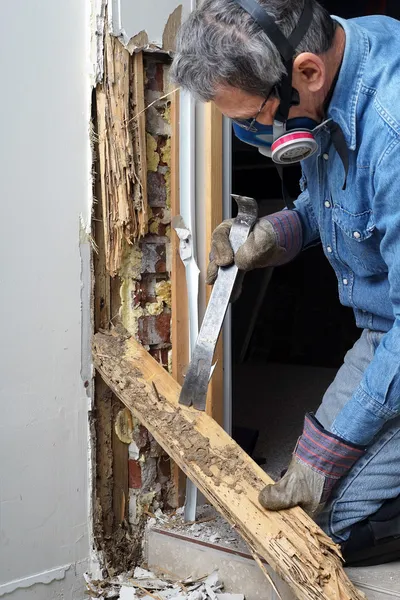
[233,115,321,164]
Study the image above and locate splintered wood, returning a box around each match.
[93,331,366,600]
[96,31,148,276]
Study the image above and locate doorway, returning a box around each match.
[229,0,396,478]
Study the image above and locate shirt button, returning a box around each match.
[324,200,331,208]
[343,278,349,286]
[323,153,329,161]
[353,231,361,240]
[327,246,333,254]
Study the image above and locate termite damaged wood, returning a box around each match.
[93,329,366,600]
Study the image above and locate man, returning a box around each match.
[171,0,400,564]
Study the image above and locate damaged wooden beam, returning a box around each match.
[93,331,366,600]
[96,30,148,277]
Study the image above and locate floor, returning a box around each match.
[147,524,400,600]
[233,362,338,478]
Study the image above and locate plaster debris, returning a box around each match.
[84,567,244,600]
[120,587,137,600]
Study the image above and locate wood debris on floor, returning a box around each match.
[146,505,247,553]
[84,567,245,600]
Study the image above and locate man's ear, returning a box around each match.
[292,52,326,93]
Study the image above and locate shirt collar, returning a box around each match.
[326,16,370,151]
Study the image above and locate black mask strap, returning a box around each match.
[233,0,313,125]
[233,0,295,61]
[288,0,313,49]
[276,165,295,210]
[327,121,349,190]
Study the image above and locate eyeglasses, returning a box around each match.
[232,88,276,132]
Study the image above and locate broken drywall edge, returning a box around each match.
[94,0,184,80]
[92,0,108,83]
[110,2,187,54]
[80,236,93,401]
[0,564,72,596]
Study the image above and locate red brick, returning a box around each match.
[145,61,164,92]
[129,460,142,489]
[148,171,167,207]
[150,347,170,368]
[133,278,156,306]
[141,243,166,274]
[138,312,171,346]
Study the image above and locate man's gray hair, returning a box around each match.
[170,0,336,101]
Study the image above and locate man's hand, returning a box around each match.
[259,414,365,517]
[206,217,286,285]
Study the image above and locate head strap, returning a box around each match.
[234,0,295,61]
[233,0,314,122]
[233,0,312,60]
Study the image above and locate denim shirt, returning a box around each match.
[294,15,400,446]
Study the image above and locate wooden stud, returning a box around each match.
[170,90,189,507]
[205,102,224,426]
[94,80,129,531]
[93,331,366,600]
[132,51,149,237]
[112,397,129,525]
[93,107,111,332]
[96,33,148,276]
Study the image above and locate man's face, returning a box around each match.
[214,83,320,125]
[213,86,280,125]
[213,52,328,124]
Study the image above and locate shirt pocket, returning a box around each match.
[332,204,386,275]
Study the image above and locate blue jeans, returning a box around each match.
[315,330,400,543]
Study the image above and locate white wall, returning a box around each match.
[0,0,92,598]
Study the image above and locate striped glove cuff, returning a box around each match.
[266,210,303,265]
[295,413,366,501]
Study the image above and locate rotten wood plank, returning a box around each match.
[93,331,366,600]
[132,51,149,238]
[96,31,148,276]
[112,397,129,525]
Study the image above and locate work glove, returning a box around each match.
[259,413,366,517]
[206,217,287,286]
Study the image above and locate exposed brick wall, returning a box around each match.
[120,55,172,366]
[119,55,176,527]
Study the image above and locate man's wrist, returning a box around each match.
[265,210,303,265]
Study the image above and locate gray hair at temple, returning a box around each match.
[170,0,336,101]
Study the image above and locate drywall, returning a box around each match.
[111,0,193,51]
[0,0,92,597]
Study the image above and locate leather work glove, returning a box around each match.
[206,217,287,286]
[259,413,366,517]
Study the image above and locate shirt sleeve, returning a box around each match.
[265,188,321,266]
[293,188,321,248]
[331,141,400,445]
